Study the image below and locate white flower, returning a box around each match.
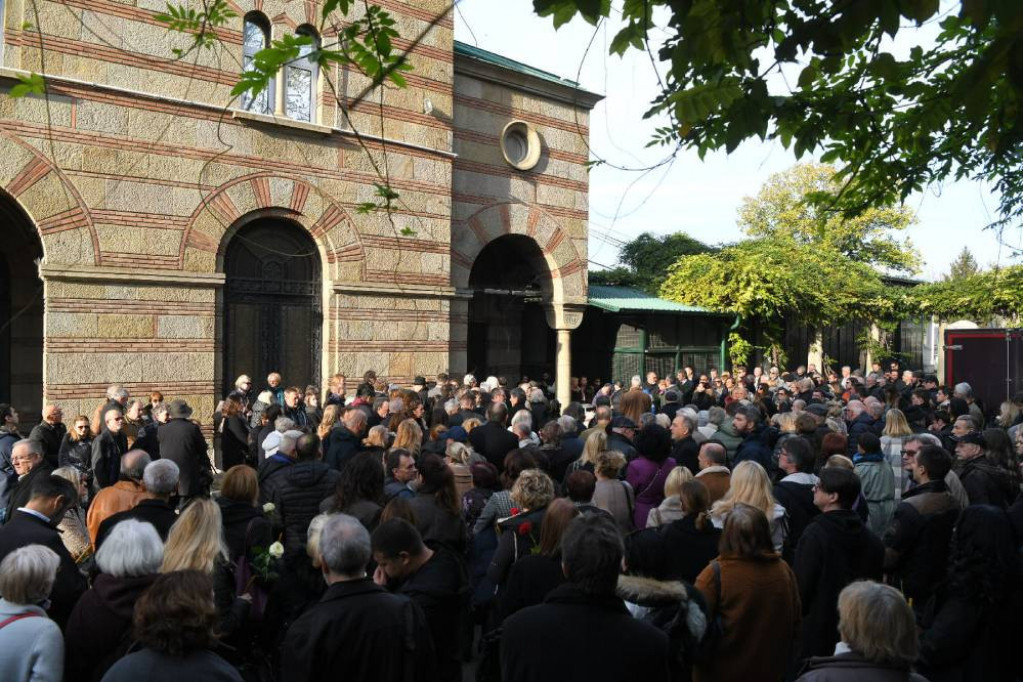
[268,541,284,559]
[263,502,276,513]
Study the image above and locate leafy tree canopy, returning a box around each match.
[739,163,919,273]
[906,265,1023,321]
[611,231,714,292]
[945,246,980,280]
[533,0,1023,230]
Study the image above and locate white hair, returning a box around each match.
[444,399,458,413]
[631,375,642,387]
[511,409,533,429]
[96,520,164,577]
[274,417,296,433]
[558,415,578,433]
[319,513,370,576]
[235,375,252,388]
[463,374,476,386]
[106,384,129,401]
[654,413,671,429]
[143,459,180,496]
[0,545,60,604]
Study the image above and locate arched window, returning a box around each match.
[286,25,319,122]
[241,12,273,114]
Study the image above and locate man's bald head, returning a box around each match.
[699,441,727,468]
[104,408,124,433]
[120,449,152,483]
[42,405,62,424]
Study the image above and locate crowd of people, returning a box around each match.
[0,360,1020,681]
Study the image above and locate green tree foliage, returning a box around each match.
[532,0,1023,229]
[945,246,980,280]
[907,266,1023,322]
[738,164,919,273]
[595,231,713,293]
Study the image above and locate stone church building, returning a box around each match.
[0,0,600,427]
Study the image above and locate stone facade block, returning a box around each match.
[97,314,154,339]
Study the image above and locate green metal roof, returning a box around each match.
[588,285,726,315]
[454,41,582,90]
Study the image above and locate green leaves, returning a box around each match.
[532,0,1023,230]
[154,0,237,52]
[232,33,310,99]
[9,72,45,98]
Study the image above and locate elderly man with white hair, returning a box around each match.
[4,440,54,523]
[0,545,64,681]
[95,459,180,548]
[258,429,303,506]
[65,519,164,681]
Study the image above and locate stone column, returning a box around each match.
[545,304,586,407]
[556,328,572,407]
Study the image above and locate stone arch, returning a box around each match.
[179,172,365,282]
[0,127,98,266]
[451,201,586,303]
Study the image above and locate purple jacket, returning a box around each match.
[626,456,676,530]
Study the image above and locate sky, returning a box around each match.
[453,1,1022,282]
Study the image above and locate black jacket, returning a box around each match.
[501,553,565,619]
[392,548,467,682]
[132,421,161,460]
[644,515,721,585]
[64,572,159,682]
[918,582,1018,682]
[883,480,958,605]
[158,419,211,498]
[258,454,294,507]
[95,498,178,548]
[956,455,1016,508]
[773,478,820,564]
[29,421,66,469]
[0,509,87,628]
[324,425,362,472]
[733,425,774,473]
[794,510,884,662]
[217,496,273,563]
[275,460,340,554]
[670,436,700,474]
[501,583,671,682]
[281,578,436,682]
[91,429,127,489]
[469,421,519,472]
[608,431,639,462]
[5,463,54,523]
[218,415,250,470]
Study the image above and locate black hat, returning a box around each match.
[806,403,830,417]
[167,399,193,419]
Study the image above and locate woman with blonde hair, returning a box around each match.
[59,414,94,490]
[461,417,482,433]
[710,460,788,552]
[488,469,556,587]
[317,404,340,441]
[445,441,474,499]
[645,465,694,527]
[591,450,634,535]
[363,424,390,451]
[52,466,92,567]
[392,418,423,458]
[881,408,913,500]
[161,498,250,642]
[564,429,607,479]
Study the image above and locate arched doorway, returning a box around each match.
[466,235,555,381]
[0,193,44,425]
[222,218,322,393]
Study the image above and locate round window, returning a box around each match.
[500,121,541,171]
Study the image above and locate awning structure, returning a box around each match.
[587,285,727,316]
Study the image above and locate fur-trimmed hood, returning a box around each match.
[616,574,689,606]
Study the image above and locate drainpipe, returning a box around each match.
[720,314,741,371]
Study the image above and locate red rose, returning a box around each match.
[509,507,521,516]
[517,521,533,536]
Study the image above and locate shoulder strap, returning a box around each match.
[0,613,40,630]
[712,560,722,611]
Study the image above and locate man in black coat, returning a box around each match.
[28,404,65,469]
[372,519,466,682]
[883,445,959,608]
[325,409,366,472]
[607,416,639,461]
[732,405,774,473]
[794,467,884,665]
[258,430,300,507]
[282,514,436,682]
[501,514,671,682]
[669,413,700,474]
[468,403,518,472]
[92,408,128,489]
[4,440,55,523]
[0,474,87,629]
[953,431,1016,507]
[158,399,212,502]
[773,437,820,564]
[95,459,180,548]
[274,433,340,555]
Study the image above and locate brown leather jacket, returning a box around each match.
[86,480,147,545]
